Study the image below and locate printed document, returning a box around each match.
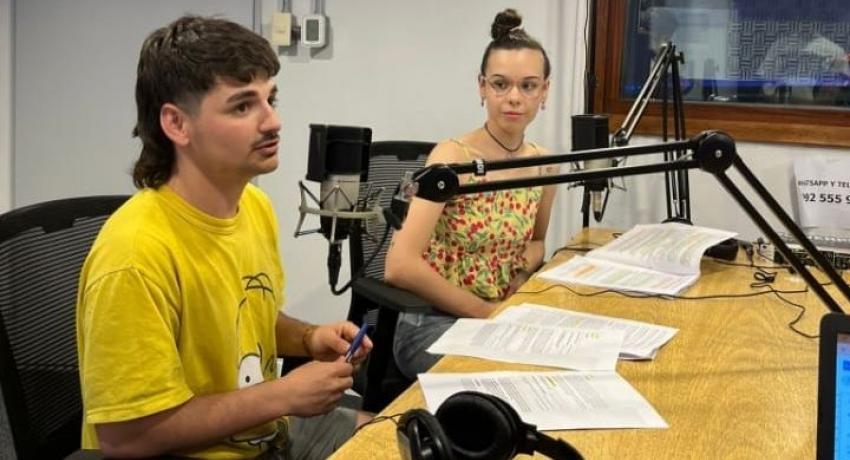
[427,319,623,371]
[495,303,678,360]
[539,223,736,295]
[418,371,668,430]
[793,157,850,229]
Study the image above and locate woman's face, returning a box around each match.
[479,48,550,134]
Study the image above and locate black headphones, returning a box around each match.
[396,391,584,460]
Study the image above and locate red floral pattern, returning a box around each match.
[423,141,543,300]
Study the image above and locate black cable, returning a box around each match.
[352,413,403,436]
[583,0,593,113]
[756,284,819,339]
[710,258,787,271]
[516,278,824,339]
[330,224,392,296]
[517,282,810,300]
[551,244,598,258]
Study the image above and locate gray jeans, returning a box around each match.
[258,407,357,460]
[393,311,458,380]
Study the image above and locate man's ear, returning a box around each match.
[160,103,190,148]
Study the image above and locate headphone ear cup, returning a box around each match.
[398,409,454,460]
[435,391,522,460]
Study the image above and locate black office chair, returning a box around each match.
[348,140,435,412]
[0,195,129,460]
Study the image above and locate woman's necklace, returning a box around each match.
[483,123,524,153]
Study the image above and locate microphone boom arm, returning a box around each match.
[611,41,690,223]
[408,131,850,315]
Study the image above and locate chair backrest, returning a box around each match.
[0,195,129,460]
[347,140,434,322]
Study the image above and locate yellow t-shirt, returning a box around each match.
[76,184,286,458]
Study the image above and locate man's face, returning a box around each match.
[183,76,281,183]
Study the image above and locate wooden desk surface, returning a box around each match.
[332,229,848,459]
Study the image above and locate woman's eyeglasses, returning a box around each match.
[481,76,544,98]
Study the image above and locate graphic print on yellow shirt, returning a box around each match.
[230,272,284,449]
[77,184,288,459]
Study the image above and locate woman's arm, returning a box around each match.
[522,183,557,271]
[504,161,559,297]
[384,143,497,319]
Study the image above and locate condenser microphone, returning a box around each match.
[296,124,375,292]
[585,157,613,222]
[572,114,612,222]
[306,124,372,241]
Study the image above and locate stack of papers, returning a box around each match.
[494,303,678,360]
[426,303,678,367]
[426,318,624,371]
[421,303,678,431]
[538,223,736,295]
[419,371,668,430]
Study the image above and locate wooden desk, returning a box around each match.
[332,229,848,459]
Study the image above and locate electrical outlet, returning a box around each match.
[270,12,292,47]
[757,239,775,262]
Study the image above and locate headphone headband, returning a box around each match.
[398,391,584,460]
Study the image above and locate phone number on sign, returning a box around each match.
[801,193,850,204]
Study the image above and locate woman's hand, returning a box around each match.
[306,321,373,366]
[503,269,532,299]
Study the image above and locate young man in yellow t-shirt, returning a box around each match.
[75,16,372,459]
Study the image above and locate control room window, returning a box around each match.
[592,0,850,147]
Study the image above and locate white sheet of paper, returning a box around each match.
[537,255,698,296]
[494,303,678,360]
[793,157,850,229]
[418,371,668,431]
[590,223,736,275]
[426,318,623,371]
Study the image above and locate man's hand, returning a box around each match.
[306,321,373,365]
[279,358,355,416]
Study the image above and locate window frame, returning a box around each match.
[592,0,850,148]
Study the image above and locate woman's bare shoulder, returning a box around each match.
[425,139,470,165]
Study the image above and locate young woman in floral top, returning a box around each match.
[384,8,558,379]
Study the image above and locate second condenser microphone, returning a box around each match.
[572,114,611,222]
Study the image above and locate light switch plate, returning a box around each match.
[270,12,292,47]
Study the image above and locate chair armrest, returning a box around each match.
[352,277,433,314]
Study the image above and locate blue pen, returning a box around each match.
[345,324,370,363]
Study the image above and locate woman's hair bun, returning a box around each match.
[491,8,522,41]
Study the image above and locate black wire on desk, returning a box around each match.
[529,238,840,339]
[766,285,819,339]
[710,258,787,271]
[516,279,823,339]
[551,245,598,258]
[352,413,403,436]
[517,282,810,301]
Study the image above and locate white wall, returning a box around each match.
[260,0,581,323]
[0,0,11,213]
[11,0,255,208]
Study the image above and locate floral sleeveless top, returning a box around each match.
[423,139,543,300]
